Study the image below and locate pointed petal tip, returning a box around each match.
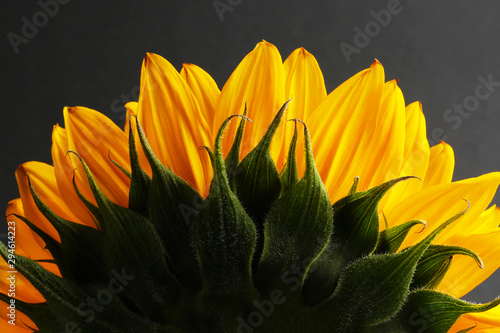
[386,79,400,88]
[16,163,28,177]
[295,47,310,56]
[255,40,278,51]
[143,52,164,66]
[435,141,454,154]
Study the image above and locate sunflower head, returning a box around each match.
[2,41,500,333]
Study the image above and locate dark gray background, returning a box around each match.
[2,0,500,303]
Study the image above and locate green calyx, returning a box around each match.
[2,104,497,332]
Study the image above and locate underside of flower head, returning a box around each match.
[2,41,500,333]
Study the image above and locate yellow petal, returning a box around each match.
[380,101,430,213]
[475,205,500,232]
[364,79,406,188]
[0,258,45,304]
[385,173,500,247]
[180,63,220,137]
[438,229,500,298]
[283,47,327,175]
[16,162,62,242]
[0,303,37,331]
[123,101,138,134]
[64,106,131,206]
[214,40,286,165]
[308,60,386,203]
[451,306,500,332]
[137,53,212,197]
[6,199,52,260]
[51,124,96,225]
[422,141,455,188]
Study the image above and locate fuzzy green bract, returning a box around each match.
[1,104,499,333]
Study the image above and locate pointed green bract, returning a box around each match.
[372,289,500,333]
[193,115,257,295]
[375,219,426,254]
[134,116,203,290]
[318,203,470,330]
[4,108,499,332]
[25,179,107,284]
[411,244,483,290]
[127,117,152,215]
[69,152,181,321]
[234,101,289,230]
[0,245,182,333]
[279,119,300,195]
[256,120,333,295]
[303,177,414,305]
[225,104,250,189]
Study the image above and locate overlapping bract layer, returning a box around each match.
[2,41,500,332]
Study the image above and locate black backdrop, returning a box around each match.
[2,0,500,303]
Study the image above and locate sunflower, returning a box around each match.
[2,40,500,332]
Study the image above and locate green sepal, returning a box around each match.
[278,119,300,196]
[371,289,500,333]
[134,116,203,290]
[225,103,249,190]
[108,150,132,179]
[71,174,103,229]
[375,219,426,254]
[256,121,333,295]
[69,152,181,320]
[411,244,483,290]
[193,115,257,294]
[234,101,289,229]
[348,176,360,195]
[24,178,107,284]
[127,117,152,215]
[318,204,469,330]
[10,213,62,263]
[303,177,413,305]
[0,244,182,332]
